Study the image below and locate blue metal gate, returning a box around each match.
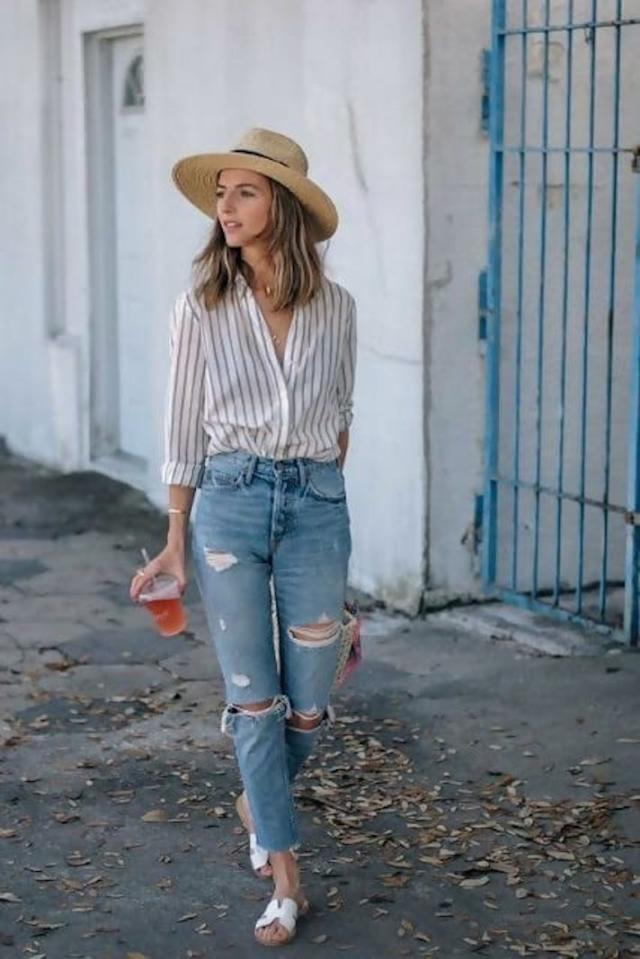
[483,0,640,645]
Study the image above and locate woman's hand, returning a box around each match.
[129,543,188,602]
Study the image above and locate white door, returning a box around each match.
[112,35,148,461]
[86,29,148,475]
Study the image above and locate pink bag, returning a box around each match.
[333,603,362,687]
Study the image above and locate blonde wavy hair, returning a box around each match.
[192,173,326,312]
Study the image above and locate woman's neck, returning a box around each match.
[241,248,274,293]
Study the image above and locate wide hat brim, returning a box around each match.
[172,152,338,242]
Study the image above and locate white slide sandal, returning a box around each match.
[235,794,272,878]
[254,895,309,947]
[249,831,270,874]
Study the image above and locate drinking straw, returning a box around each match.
[137,548,155,593]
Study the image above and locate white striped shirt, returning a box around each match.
[161,271,357,486]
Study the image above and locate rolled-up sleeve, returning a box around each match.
[161,292,208,486]
[336,296,357,431]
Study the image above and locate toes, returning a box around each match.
[256,920,280,944]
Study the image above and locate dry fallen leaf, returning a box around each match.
[459,875,491,888]
[142,808,169,822]
[53,811,81,824]
[546,848,575,862]
[0,892,21,903]
[66,852,91,866]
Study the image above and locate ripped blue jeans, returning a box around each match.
[192,451,351,852]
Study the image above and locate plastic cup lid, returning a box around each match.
[139,573,181,603]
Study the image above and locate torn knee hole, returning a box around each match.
[288,708,323,730]
[287,704,334,732]
[288,618,342,648]
[220,694,292,735]
[223,693,292,720]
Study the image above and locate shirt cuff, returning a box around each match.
[338,408,353,431]
[161,460,204,487]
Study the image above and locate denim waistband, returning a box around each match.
[205,450,339,487]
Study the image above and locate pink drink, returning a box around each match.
[138,574,187,637]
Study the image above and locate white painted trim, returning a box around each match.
[57,1,145,473]
[39,0,66,339]
[73,0,145,34]
[85,29,118,461]
[83,23,144,479]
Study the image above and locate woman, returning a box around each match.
[130,128,357,947]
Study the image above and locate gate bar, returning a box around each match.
[511,0,528,591]
[493,473,627,514]
[554,0,574,607]
[600,0,623,620]
[497,146,636,156]
[576,0,598,615]
[624,151,640,645]
[500,18,640,36]
[532,0,551,599]
[482,0,506,589]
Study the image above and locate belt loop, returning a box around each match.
[297,459,307,489]
[244,455,258,486]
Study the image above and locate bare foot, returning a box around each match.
[254,885,309,946]
[255,850,308,946]
[235,792,273,878]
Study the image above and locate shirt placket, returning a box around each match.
[274,360,291,459]
[245,286,293,459]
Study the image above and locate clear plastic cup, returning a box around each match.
[138,573,187,637]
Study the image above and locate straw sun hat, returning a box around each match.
[171,127,338,242]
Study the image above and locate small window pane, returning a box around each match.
[123,52,144,109]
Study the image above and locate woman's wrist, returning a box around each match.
[167,517,188,552]
[167,530,186,548]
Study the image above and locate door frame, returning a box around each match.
[84,23,146,486]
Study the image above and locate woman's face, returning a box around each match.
[216,169,272,248]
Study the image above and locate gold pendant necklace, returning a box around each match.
[251,280,278,343]
[262,286,278,342]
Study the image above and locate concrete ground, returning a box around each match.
[0,446,638,959]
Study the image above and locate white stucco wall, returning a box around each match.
[0,1,54,462]
[1,0,427,613]
[423,0,490,597]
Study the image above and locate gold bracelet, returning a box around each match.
[168,507,187,515]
